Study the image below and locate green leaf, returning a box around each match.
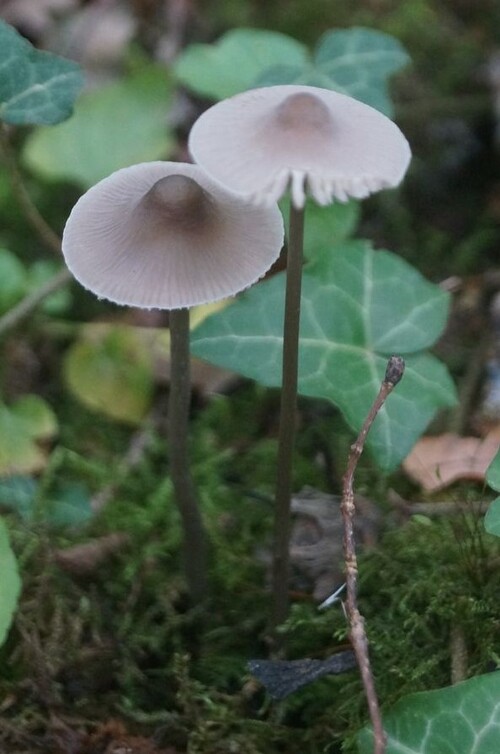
[357,672,500,753]
[0,19,83,125]
[0,476,92,528]
[0,247,28,313]
[280,200,360,261]
[485,452,500,537]
[257,27,410,115]
[22,66,175,188]
[27,261,71,315]
[173,28,308,100]
[191,242,456,469]
[0,476,37,521]
[11,395,58,439]
[0,516,21,646]
[0,396,57,475]
[63,324,154,425]
[484,498,500,537]
[486,449,500,492]
[45,482,93,528]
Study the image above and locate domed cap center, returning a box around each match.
[142,174,216,232]
[274,92,332,134]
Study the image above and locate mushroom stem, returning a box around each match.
[272,203,305,630]
[168,307,208,603]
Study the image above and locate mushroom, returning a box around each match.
[62,161,284,310]
[189,85,411,624]
[188,84,411,208]
[62,161,284,602]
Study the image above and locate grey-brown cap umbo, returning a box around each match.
[62,161,284,310]
[189,85,411,208]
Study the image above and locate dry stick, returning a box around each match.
[341,355,405,754]
[0,124,62,256]
[168,307,208,603]
[272,204,305,630]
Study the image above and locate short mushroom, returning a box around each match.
[188,84,411,208]
[189,84,411,625]
[62,161,284,603]
[62,161,284,310]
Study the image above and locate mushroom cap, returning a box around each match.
[62,162,284,309]
[188,85,411,208]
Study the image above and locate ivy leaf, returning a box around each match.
[485,451,500,537]
[0,517,21,647]
[0,19,83,125]
[22,66,175,188]
[357,672,500,753]
[173,28,308,101]
[257,27,410,115]
[63,324,154,425]
[191,241,456,470]
[280,200,360,261]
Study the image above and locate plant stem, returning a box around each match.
[168,307,208,603]
[341,355,405,754]
[0,125,62,256]
[272,204,305,629]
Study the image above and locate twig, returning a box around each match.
[0,124,62,256]
[0,267,72,338]
[341,355,405,754]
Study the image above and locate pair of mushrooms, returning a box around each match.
[62,84,411,609]
[62,85,410,305]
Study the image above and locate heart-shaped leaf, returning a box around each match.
[173,28,308,101]
[63,324,154,425]
[191,241,456,469]
[280,201,360,261]
[0,516,21,647]
[0,19,83,125]
[23,66,175,188]
[257,27,410,115]
[357,672,500,753]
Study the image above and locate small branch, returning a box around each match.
[0,125,62,256]
[0,268,72,338]
[168,307,208,603]
[272,204,305,630]
[341,355,405,754]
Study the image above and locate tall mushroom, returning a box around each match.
[62,161,284,602]
[189,84,411,624]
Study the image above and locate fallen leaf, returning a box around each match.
[403,426,500,491]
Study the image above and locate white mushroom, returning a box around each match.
[62,161,284,309]
[189,85,411,208]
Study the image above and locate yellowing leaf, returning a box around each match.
[64,324,154,425]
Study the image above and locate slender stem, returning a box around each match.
[0,125,62,256]
[341,356,405,754]
[0,268,71,338]
[168,307,208,603]
[272,204,305,629]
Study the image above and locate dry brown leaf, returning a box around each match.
[403,426,500,492]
